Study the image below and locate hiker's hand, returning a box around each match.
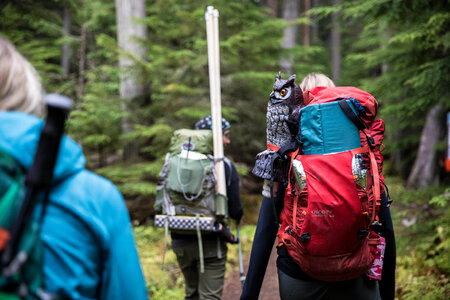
[215,223,239,244]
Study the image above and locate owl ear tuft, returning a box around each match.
[287,74,296,84]
[276,71,281,80]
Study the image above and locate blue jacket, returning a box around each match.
[0,112,148,300]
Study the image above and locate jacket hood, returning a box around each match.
[0,111,85,182]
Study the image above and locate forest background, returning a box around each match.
[0,0,449,299]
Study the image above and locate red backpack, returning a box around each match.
[276,86,385,281]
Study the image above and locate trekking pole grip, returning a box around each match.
[26,94,73,189]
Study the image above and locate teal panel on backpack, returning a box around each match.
[300,100,361,155]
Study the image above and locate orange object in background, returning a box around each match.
[0,228,11,251]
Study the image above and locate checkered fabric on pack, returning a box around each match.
[154,215,215,231]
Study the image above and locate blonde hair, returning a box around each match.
[300,73,335,91]
[0,37,44,116]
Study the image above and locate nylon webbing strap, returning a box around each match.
[289,149,300,230]
[338,100,366,131]
[196,214,205,273]
[369,150,381,222]
[277,141,299,157]
[267,143,280,152]
[161,216,169,270]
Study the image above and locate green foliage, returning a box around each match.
[68,79,123,159]
[0,1,66,88]
[125,124,173,159]
[430,188,450,207]
[96,160,164,199]
[134,226,184,299]
[234,162,250,177]
[386,176,450,299]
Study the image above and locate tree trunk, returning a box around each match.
[61,3,71,76]
[311,0,319,43]
[280,0,299,75]
[330,0,341,83]
[264,0,280,16]
[76,25,86,106]
[302,0,310,47]
[115,0,147,160]
[407,104,446,189]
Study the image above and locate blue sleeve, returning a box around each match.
[100,186,148,300]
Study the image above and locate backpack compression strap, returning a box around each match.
[351,146,381,224]
[267,142,299,227]
[338,98,381,223]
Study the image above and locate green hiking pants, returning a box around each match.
[278,269,381,300]
[172,239,227,300]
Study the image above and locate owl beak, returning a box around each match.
[270,92,283,104]
[270,98,283,104]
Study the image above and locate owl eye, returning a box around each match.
[271,88,274,93]
[280,89,287,97]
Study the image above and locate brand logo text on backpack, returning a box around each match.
[310,210,334,218]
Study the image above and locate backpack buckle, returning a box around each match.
[386,198,393,208]
[367,136,375,148]
[357,229,369,239]
[299,232,311,243]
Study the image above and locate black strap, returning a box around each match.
[337,100,366,131]
[277,141,299,158]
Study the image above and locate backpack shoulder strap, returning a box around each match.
[337,99,367,130]
[338,99,377,148]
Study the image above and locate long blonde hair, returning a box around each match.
[0,37,44,116]
[300,73,335,91]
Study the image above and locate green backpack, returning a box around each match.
[154,129,229,230]
[154,129,231,272]
[0,149,48,300]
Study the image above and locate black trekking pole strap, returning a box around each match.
[1,94,73,267]
[337,99,367,131]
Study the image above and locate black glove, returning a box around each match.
[214,223,239,244]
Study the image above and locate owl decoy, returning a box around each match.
[252,72,304,182]
[266,72,303,148]
[270,72,299,105]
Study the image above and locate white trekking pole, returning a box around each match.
[237,223,246,287]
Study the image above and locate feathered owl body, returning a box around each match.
[267,72,303,147]
[252,72,304,183]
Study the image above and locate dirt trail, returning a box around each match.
[223,245,280,300]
